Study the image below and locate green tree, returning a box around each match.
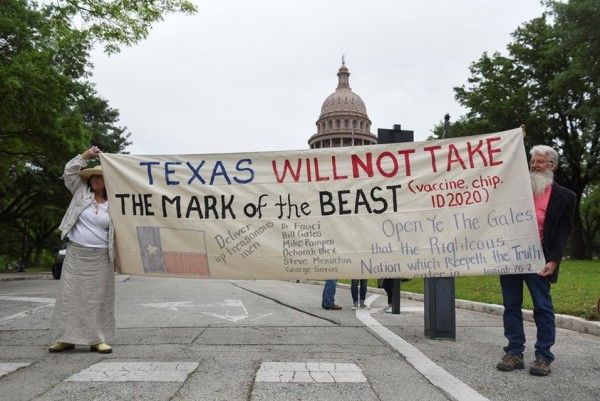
[47,0,197,54]
[434,0,600,259]
[16,204,65,268]
[1,0,195,180]
[79,88,132,154]
[580,185,600,257]
[0,0,196,268]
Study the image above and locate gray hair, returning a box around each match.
[530,145,558,165]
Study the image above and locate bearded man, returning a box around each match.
[496,145,576,376]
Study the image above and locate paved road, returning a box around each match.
[0,276,599,400]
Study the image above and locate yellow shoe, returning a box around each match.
[90,342,112,354]
[48,342,74,352]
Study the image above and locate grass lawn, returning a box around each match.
[341,259,600,320]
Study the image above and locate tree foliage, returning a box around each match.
[580,185,600,257]
[0,0,195,269]
[433,0,600,259]
[47,0,197,54]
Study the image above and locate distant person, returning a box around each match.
[381,279,394,313]
[321,280,342,310]
[496,145,575,376]
[49,147,115,354]
[351,279,369,309]
[381,278,409,312]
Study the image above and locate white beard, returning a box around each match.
[530,170,554,196]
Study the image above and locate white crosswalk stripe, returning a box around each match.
[0,363,30,378]
[255,362,366,383]
[65,362,199,382]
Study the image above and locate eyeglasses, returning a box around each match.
[529,159,555,166]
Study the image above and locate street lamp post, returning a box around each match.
[377,124,414,314]
[424,113,456,340]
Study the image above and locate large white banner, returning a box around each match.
[100,128,544,279]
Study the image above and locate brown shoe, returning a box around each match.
[496,353,524,371]
[323,304,342,310]
[530,358,551,376]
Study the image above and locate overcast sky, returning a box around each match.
[90,0,546,155]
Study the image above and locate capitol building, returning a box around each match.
[308,61,378,149]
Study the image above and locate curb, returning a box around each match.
[399,289,600,337]
[310,280,600,337]
[0,274,53,282]
[0,273,130,283]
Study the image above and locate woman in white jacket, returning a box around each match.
[49,146,115,353]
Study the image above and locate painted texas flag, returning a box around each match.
[136,227,210,276]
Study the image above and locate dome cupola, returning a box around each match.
[309,60,377,148]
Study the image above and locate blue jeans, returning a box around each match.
[500,274,555,362]
[351,279,367,303]
[322,280,337,308]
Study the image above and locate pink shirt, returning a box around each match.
[534,185,553,240]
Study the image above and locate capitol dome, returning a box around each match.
[309,62,377,148]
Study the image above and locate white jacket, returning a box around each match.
[58,155,115,263]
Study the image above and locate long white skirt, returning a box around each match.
[50,242,115,344]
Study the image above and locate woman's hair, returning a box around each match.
[87,176,108,200]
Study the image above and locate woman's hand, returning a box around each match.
[82,146,103,160]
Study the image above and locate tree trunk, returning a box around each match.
[569,199,587,259]
[17,233,27,272]
[32,245,43,268]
